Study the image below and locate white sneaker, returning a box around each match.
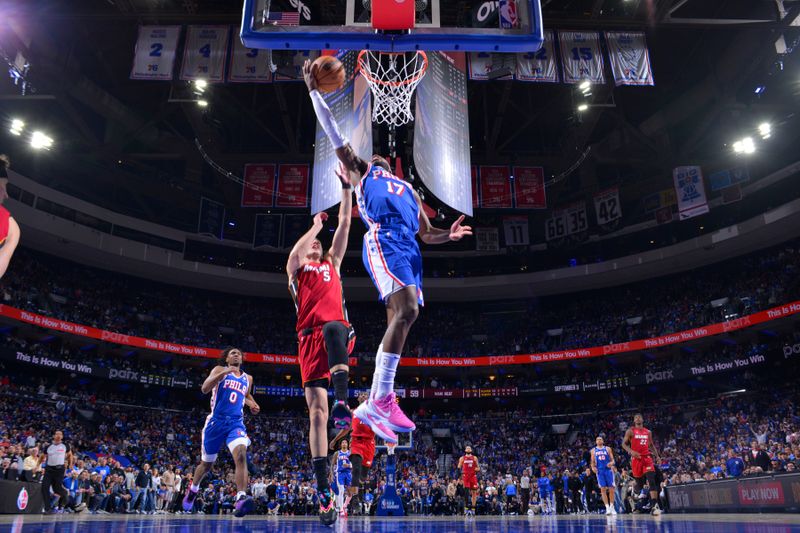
[610,507,618,515]
[651,504,661,516]
[605,507,612,515]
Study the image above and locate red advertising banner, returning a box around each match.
[471,165,479,208]
[513,166,547,209]
[275,164,310,207]
[479,166,513,208]
[1,300,798,367]
[241,164,276,207]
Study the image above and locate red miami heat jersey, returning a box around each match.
[351,416,375,440]
[462,455,477,477]
[290,260,349,332]
[0,206,9,245]
[631,427,652,457]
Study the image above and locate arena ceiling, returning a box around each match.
[1,0,799,238]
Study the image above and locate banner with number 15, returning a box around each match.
[180,25,230,82]
[131,26,181,81]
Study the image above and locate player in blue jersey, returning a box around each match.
[182,348,260,517]
[537,469,554,515]
[335,440,353,515]
[303,60,472,444]
[590,436,617,515]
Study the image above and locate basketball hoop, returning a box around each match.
[357,50,428,128]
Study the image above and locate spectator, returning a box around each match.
[725,449,745,477]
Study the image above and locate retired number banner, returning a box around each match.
[558,31,605,84]
[503,216,530,246]
[241,164,276,207]
[479,166,513,208]
[516,30,559,83]
[593,188,622,225]
[513,167,547,209]
[468,53,514,81]
[228,32,273,83]
[180,26,230,82]
[605,32,655,86]
[276,164,310,207]
[673,166,710,220]
[130,26,181,81]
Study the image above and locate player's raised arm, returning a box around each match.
[286,212,328,277]
[327,163,353,271]
[413,190,473,245]
[201,365,233,394]
[302,60,369,182]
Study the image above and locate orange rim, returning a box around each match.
[357,50,428,87]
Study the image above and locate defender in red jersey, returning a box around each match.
[287,163,354,527]
[622,413,663,516]
[457,446,480,514]
[0,155,21,280]
[330,393,376,515]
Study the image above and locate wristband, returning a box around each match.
[342,182,352,190]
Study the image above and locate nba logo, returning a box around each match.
[17,488,28,510]
[498,0,519,29]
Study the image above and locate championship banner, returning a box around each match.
[197,197,225,239]
[0,301,799,367]
[516,30,559,83]
[471,165,480,208]
[241,164,276,207]
[275,164,309,207]
[130,26,181,81]
[503,216,530,246]
[312,51,372,214]
[673,166,710,220]
[512,166,547,209]
[604,31,655,86]
[643,188,677,213]
[479,166,513,208]
[413,52,473,216]
[253,214,282,249]
[593,188,622,225]
[475,227,499,251]
[180,25,230,82]
[468,52,514,80]
[228,32,273,83]
[558,31,605,84]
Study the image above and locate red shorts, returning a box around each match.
[297,322,355,385]
[463,474,478,490]
[632,455,655,478]
[350,437,375,467]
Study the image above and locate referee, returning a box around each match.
[41,430,74,513]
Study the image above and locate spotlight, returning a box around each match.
[197,99,208,108]
[577,103,589,112]
[732,140,743,154]
[578,81,590,90]
[9,119,24,135]
[758,122,771,139]
[754,86,766,95]
[742,137,755,154]
[30,131,53,150]
[193,79,208,94]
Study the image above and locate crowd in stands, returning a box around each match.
[2,241,798,361]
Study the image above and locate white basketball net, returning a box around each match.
[357,51,429,128]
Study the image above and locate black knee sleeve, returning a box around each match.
[323,322,350,368]
[351,454,365,486]
[634,476,645,493]
[645,471,658,491]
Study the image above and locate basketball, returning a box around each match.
[312,55,346,93]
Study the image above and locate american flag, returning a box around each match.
[266,11,301,26]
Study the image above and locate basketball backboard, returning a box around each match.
[241,0,544,53]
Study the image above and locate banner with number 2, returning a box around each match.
[131,26,181,81]
[180,26,230,82]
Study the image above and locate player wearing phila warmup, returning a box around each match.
[590,436,617,515]
[287,163,355,526]
[457,446,480,515]
[334,440,352,515]
[622,413,663,516]
[183,348,259,517]
[330,392,376,516]
[303,60,473,444]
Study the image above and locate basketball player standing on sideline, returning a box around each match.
[287,162,355,526]
[457,446,480,515]
[622,413,662,516]
[0,155,21,279]
[590,436,617,515]
[303,60,472,444]
[182,348,260,517]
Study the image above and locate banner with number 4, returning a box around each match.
[180,26,230,82]
[131,26,181,81]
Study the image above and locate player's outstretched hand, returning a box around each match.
[302,59,318,92]
[335,162,351,188]
[449,215,473,241]
[314,212,329,227]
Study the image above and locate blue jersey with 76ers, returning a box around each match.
[210,371,249,419]
[355,164,419,234]
[594,446,611,470]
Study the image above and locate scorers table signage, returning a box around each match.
[667,473,800,512]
